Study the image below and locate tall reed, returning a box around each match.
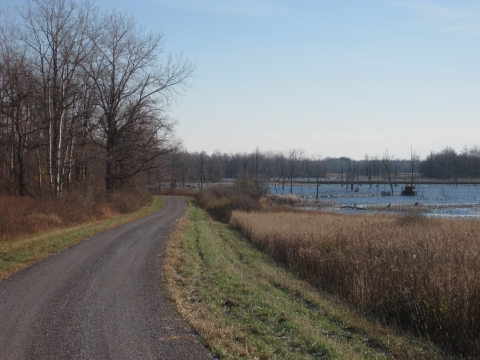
[230,210,480,356]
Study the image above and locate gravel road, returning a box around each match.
[0,196,211,360]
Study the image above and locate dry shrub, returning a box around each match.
[197,187,261,222]
[0,190,151,242]
[230,210,480,357]
[265,194,302,207]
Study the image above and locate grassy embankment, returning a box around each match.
[0,194,165,280]
[165,198,446,359]
[230,210,480,358]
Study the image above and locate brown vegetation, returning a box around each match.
[152,188,199,197]
[197,187,262,223]
[230,210,480,357]
[0,190,150,242]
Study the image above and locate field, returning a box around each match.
[230,209,480,357]
[165,199,447,359]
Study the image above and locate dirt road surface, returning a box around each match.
[0,196,212,360]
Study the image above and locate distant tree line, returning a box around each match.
[155,145,480,193]
[0,0,193,198]
[419,146,480,183]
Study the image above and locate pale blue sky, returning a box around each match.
[4,0,480,159]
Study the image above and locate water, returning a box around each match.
[268,183,480,219]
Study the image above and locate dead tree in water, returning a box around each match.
[382,150,395,195]
[410,147,420,186]
[287,148,304,194]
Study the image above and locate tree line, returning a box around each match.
[158,145,480,192]
[0,0,193,198]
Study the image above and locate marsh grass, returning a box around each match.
[230,210,480,357]
[165,199,446,359]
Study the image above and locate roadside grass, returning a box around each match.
[0,196,165,280]
[165,199,446,359]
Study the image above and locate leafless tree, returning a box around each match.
[252,146,263,182]
[210,149,225,182]
[364,154,373,188]
[83,10,194,192]
[0,20,35,197]
[287,148,304,194]
[347,159,359,191]
[18,0,97,197]
[233,152,249,183]
[409,147,420,186]
[382,150,395,194]
[168,138,183,188]
[312,154,323,200]
[178,150,190,188]
[198,151,207,189]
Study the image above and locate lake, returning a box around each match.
[268,183,480,219]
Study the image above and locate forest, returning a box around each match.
[0,0,192,199]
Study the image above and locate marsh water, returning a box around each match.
[268,183,480,219]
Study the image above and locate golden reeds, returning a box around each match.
[230,210,480,356]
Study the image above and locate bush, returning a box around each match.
[197,187,261,222]
[0,189,151,242]
[265,194,302,207]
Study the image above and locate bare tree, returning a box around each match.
[313,154,323,200]
[178,151,190,188]
[233,152,249,184]
[252,146,263,182]
[364,154,373,188]
[168,138,183,189]
[18,0,96,197]
[84,10,194,192]
[0,22,35,197]
[409,147,420,186]
[348,159,358,191]
[198,151,207,189]
[210,149,224,182]
[382,150,395,195]
[287,148,304,194]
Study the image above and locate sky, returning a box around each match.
[3,0,480,160]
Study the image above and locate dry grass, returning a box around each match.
[230,210,480,357]
[165,199,448,359]
[0,190,150,243]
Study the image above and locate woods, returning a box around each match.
[0,0,193,198]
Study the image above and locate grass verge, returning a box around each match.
[0,196,165,280]
[165,198,447,359]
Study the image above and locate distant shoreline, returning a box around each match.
[268,179,480,185]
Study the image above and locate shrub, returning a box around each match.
[0,190,151,242]
[197,187,261,222]
[265,194,302,207]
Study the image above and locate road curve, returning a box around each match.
[0,196,211,360]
